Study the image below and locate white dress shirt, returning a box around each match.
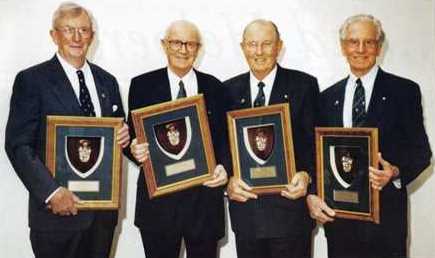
[343,65,378,128]
[56,52,102,117]
[167,67,198,100]
[249,65,277,106]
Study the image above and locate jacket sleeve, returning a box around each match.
[5,71,59,205]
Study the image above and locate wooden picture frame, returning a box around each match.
[46,116,123,210]
[131,94,216,198]
[227,103,296,194]
[315,127,380,223]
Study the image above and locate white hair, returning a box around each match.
[52,2,96,31]
[163,20,202,43]
[339,14,385,45]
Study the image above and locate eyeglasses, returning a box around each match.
[243,41,277,52]
[344,39,379,49]
[55,26,93,38]
[165,40,201,52]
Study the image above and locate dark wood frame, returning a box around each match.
[227,103,296,194]
[46,116,123,210]
[315,127,380,223]
[131,94,216,198]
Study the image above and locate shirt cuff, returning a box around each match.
[45,187,61,203]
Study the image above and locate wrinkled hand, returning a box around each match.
[130,138,149,163]
[203,164,228,188]
[281,171,310,200]
[227,176,257,202]
[369,152,399,190]
[117,123,130,148]
[306,194,335,224]
[48,187,80,216]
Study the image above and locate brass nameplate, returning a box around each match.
[165,159,196,177]
[250,166,277,179]
[333,190,359,203]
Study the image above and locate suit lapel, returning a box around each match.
[330,79,346,127]
[365,69,386,127]
[47,56,82,114]
[90,63,111,116]
[269,65,290,104]
[235,73,252,109]
[159,68,172,102]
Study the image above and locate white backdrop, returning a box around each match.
[1,0,434,257]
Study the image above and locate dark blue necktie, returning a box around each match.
[253,81,266,107]
[352,78,366,127]
[177,80,187,99]
[76,70,96,117]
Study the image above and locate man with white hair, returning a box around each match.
[307,14,432,258]
[5,2,130,258]
[128,20,229,258]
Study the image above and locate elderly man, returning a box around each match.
[128,20,228,258]
[4,2,130,258]
[224,19,319,258]
[307,14,432,258]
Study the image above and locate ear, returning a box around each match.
[276,39,283,54]
[50,29,59,45]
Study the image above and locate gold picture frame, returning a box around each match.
[131,94,216,198]
[315,127,380,223]
[46,116,123,210]
[227,103,296,194]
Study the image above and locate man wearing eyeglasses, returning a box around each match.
[223,19,319,258]
[307,14,432,258]
[5,2,130,258]
[127,20,228,258]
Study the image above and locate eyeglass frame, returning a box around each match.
[54,26,94,39]
[162,39,201,52]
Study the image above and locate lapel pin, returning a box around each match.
[334,100,340,106]
[101,93,106,99]
[112,105,118,112]
[284,94,288,100]
[241,98,246,104]
[382,96,386,101]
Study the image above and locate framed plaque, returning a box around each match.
[227,103,295,194]
[315,127,380,223]
[46,116,123,210]
[131,94,216,198]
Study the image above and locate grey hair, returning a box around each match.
[242,19,281,41]
[339,14,385,45]
[163,20,202,43]
[52,2,96,31]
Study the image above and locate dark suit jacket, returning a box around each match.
[5,56,126,231]
[321,68,432,245]
[127,67,226,241]
[223,65,319,239]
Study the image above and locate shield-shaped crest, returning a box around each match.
[65,136,104,179]
[243,124,274,165]
[329,145,360,189]
[154,117,192,160]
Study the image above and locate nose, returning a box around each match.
[357,41,366,53]
[72,29,82,42]
[255,44,263,55]
[179,43,188,53]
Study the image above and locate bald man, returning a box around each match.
[223,19,319,258]
[127,20,229,258]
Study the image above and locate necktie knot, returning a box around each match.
[177,80,187,99]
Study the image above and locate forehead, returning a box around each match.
[344,20,377,39]
[243,23,277,42]
[56,11,91,27]
[166,24,199,41]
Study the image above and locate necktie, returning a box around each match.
[177,80,187,99]
[352,78,366,127]
[76,70,96,117]
[253,81,266,107]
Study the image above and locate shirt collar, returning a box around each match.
[249,65,278,89]
[349,65,379,91]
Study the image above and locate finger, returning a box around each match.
[377,152,391,167]
[320,202,336,217]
